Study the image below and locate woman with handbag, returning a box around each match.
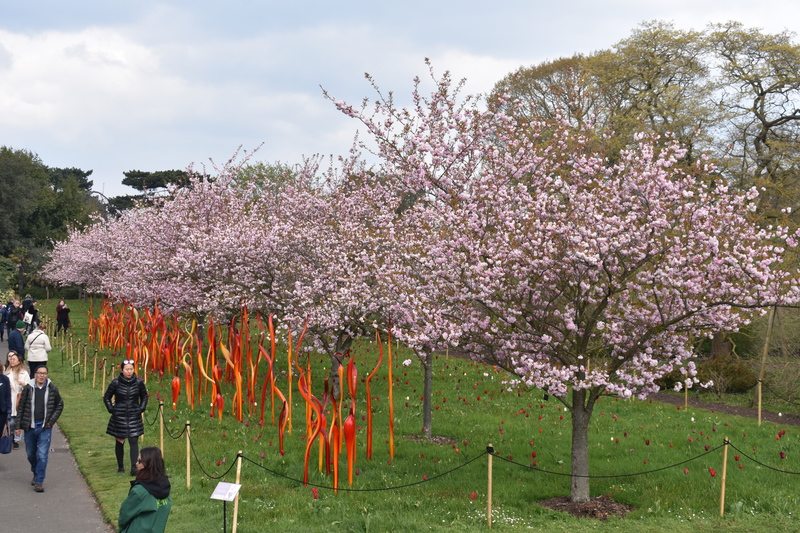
[104,360,148,475]
[4,351,29,449]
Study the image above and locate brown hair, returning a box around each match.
[136,446,167,481]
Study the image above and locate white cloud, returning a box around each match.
[1,1,800,198]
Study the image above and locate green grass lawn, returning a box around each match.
[41,299,800,532]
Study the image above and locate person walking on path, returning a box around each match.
[118,446,172,533]
[4,351,29,449]
[8,321,25,361]
[104,360,148,475]
[20,295,32,314]
[6,302,22,337]
[24,321,51,377]
[25,301,40,334]
[56,300,71,336]
[17,366,64,492]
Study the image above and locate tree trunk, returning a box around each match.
[710,331,732,360]
[422,349,433,438]
[16,263,24,295]
[570,388,592,502]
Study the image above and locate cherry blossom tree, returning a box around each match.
[328,65,800,501]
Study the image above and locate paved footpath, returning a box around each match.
[0,336,115,532]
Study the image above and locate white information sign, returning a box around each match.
[210,482,242,502]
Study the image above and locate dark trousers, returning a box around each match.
[28,361,47,376]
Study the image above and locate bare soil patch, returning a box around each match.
[538,495,635,520]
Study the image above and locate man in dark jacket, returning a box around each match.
[6,300,22,331]
[17,366,64,493]
[20,294,32,315]
[8,320,26,360]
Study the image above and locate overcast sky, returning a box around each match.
[1,1,797,198]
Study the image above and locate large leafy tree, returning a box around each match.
[106,169,191,215]
[707,22,800,221]
[0,148,99,291]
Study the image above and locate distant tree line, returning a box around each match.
[0,146,104,295]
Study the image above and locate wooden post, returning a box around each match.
[757,380,763,426]
[186,421,191,490]
[102,358,107,391]
[92,352,98,388]
[684,385,688,411]
[487,444,494,529]
[83,344,89,380]
[159,400,164,452]
[232,451,243,533]
[720,437,729,517]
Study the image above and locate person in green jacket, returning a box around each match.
[118,446,172,533]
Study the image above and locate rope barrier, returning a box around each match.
[761,381,800,407]
[187,436,239,480]
[491,443,725,479]
[163,418,187,440]
[240,451,488,492]
[143,403,160,427]
[728,442,800,475]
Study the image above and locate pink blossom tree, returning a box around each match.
[328,65,800,501]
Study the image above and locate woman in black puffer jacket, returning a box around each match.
[104,360,148,475]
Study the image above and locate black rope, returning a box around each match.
[240,451,488,492]
[163,419,187,440]
[761,381,800,407]
[492,443,725,479]
[187,434,239,479]
[728,442,800,475]
[143,403,160,427]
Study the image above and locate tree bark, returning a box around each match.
[422,349,433,438]
[710,331,732,360]
[570,388,592,502]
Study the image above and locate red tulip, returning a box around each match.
[780,451,786,459]
[470,492,477,500]
[709,468,717,477]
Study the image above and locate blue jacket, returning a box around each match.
[0,374,11,415]
[8,328,24,358]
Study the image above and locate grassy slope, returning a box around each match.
[43,299,800,533]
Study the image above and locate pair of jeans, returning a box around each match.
[25,425,52,484]
[9,416,20,441]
